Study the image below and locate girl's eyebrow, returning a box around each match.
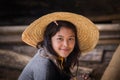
[70,35,75,37]
[57,35,75,37]
[57,35,63,37]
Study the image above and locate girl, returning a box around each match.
[18,12,99,80]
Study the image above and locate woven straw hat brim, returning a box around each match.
[22,12,99,53]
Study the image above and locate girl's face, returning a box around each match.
[51,27,75,58]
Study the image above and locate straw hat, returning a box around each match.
[22,12,99,53]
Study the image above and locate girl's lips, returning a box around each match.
[61,49,69,51]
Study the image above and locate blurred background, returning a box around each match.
[0,0,120,80]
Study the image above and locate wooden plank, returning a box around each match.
[89,14,120,22]
[100,34,120,39]
[96,24,120,31]
[0,26,26,34]
[0,35,22,43]
[98,40,120,44]
[0,49,31,70]
[79,49,103,62]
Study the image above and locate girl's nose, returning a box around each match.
[63,40,68,47]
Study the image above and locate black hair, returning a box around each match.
[37,20,81,76]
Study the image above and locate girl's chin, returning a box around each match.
[58,51,71,57]
[59,54,69,58]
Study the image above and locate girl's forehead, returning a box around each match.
[59,26,74,32]
[55,27,75,36]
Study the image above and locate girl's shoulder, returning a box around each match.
[29,48,50,65]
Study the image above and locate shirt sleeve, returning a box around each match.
[18,60,34,80]
[18,51,60,80]
[33,58,60,80]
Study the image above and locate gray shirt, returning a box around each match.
[18,48,70,80]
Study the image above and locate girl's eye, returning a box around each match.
[57,38,63,41]
[69,38,75,41]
